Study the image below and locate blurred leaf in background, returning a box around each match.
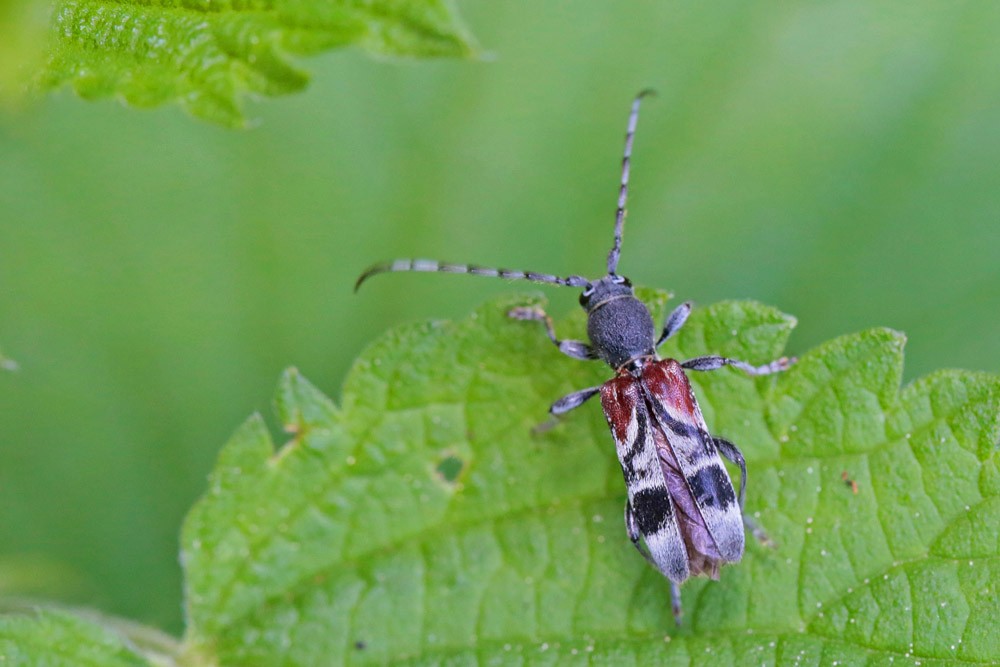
[0,347,18,371]
[31,0,477,127]
[0,0,998,637]
[0,0,46,106]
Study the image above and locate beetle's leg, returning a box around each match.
[656,301,692,347]
[681,354,794,376]
[712,436,747,510]
[714,436,774,547]
[670,582,683,626]
[625,501,657,566]
[628,501,684,625]
[508,306,598,361]
[532,385,601,434]
[742,513,775,548]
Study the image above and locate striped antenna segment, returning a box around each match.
[606,89,655,275]
[355,259,590,292]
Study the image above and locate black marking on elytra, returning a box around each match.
[663,416,703,442]
[641,389,707,443]
[687,464,737,509]
[620,407,649,477]
[630,487,674,534]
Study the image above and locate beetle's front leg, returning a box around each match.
[508,306,598,361]
[656,301,692,347]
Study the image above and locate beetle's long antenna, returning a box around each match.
[607,89,655,276]
[355,259,590,292]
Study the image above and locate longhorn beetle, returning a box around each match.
[356,90,793,624]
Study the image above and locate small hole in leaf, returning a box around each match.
[435,454,464,483]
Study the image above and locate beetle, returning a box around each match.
[355,91,793,623]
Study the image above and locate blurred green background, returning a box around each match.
[1,1,998,635]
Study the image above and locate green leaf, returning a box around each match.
[0,608,156,666]
[179,292,1000,665]
[33,0,476,127]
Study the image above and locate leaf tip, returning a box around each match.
[881,326,907,347]
[215,411,275,467]
[274,366,338,436]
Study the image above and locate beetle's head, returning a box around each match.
[578,274,634,313]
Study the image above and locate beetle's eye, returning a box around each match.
[579,287,594,306]
[623,277,632,287]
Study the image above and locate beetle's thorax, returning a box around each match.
[619,354,658,378]
[580,275,657,370]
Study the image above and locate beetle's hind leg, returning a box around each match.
[713,436,775,547]
[712,436,747,510]
[624,500,657,566]
[670,582,683,626]
[626,501,684,625]
[742,513,775,548]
